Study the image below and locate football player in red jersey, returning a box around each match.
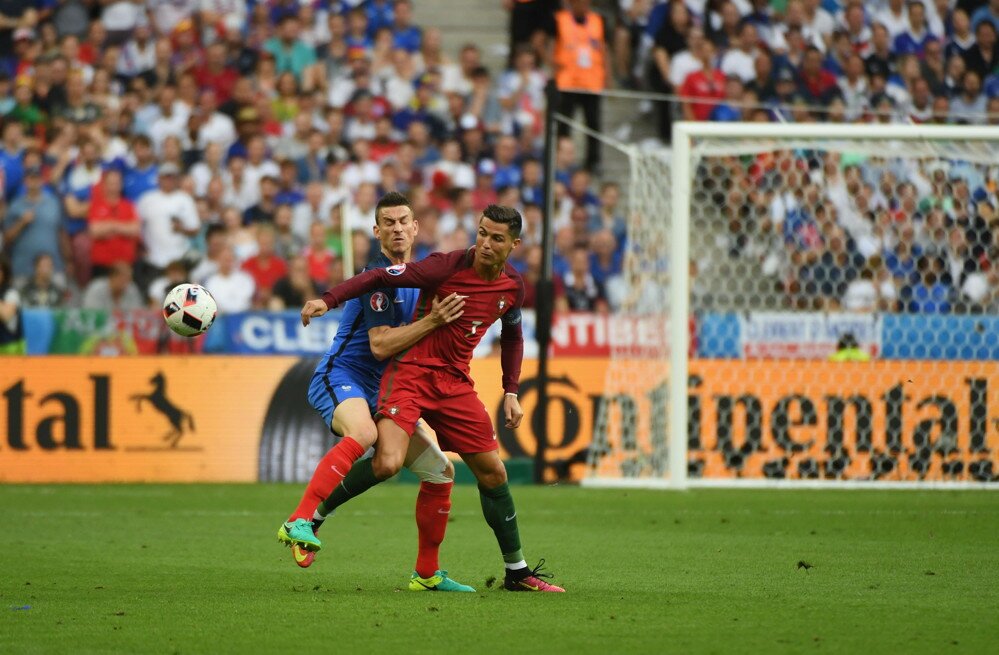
[301,205,565,592]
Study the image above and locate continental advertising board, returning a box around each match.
[0,357,996,483]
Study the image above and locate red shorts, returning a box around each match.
[375,361,498,454]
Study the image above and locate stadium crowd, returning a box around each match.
[0,0,997,345]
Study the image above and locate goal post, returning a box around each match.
[579,119,999,490]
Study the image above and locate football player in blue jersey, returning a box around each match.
[277,192,474,592]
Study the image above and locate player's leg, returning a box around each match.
[278,380,377,552]
[315,419,446,524]
[426,378,564,592]
[461,451,563,592]
[404,426,474,592]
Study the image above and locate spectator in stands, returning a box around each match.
[265,14,317,83]
[273,203,305,260]
[589,229,623,288]
[520,243,564,310]
[950,70,987,123]
[798,46,840,105]
[3,164,65,282]
[88,169,140,278]
[302,221,338,286]
[506,0,557,69]
[137,162,200,281]
[893,1,935,56]
[190,224,227,284]
[123,134,160,202]
[561,245,608,313]
[270,254,321,310]
[551,0,609,172]
[649,5,694,142]
[843,265,881,312]
[244,175,280,226]
[343,181,378,230]
[498,45,547,140]
[0,113,27,204]
[906,255,951,313]
[18,253,69,309]
[82,261,144,311]
[680,38,726,121]
[205,245,255,314]
[242,223,287,308]
[720,21,760,85]
[962,19,999,79]
[0,255,25,354]
[147,259,191,308]
[711,75,748,121]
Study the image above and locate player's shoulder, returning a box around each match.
[503,261,525,288]
[361,251,392,272]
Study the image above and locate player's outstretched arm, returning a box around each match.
[368,292,466,360]
[315,251,461,318]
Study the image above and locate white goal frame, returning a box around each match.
[583,122,999,491]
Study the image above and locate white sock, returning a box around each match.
[505,560,527,571]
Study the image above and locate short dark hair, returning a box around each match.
[205,224,227,240]
[375,191,412,225]
[482,204,522,238]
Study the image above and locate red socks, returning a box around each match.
[289,436,366,521]
[414,481,453,578]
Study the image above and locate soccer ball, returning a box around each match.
[163,284,218,337]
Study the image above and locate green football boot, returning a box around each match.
[408,570,476,592]
[277,518,322,552]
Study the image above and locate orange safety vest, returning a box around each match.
[553,10,606,91]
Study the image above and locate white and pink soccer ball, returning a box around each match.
[162,284,218,337]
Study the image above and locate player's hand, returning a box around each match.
[429,293,465,326]
[301,298,329,326]
[504,394,523,429]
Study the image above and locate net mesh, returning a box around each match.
[586,131,999,486]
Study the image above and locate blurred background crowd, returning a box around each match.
[0,0,997,330]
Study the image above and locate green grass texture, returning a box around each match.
[1,484,997,654]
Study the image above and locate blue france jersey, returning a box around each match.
[314,253,420,386]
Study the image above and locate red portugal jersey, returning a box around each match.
[321,248,525,393]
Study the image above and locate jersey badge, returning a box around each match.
[370,291,389,312]
[497,296,507,312]
[386,264,406,276]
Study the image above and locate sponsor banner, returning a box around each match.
[49,309,206,355]
[2,357,996,484]
[0,357,290,482]
[881,314,999,361]
[738,312,881,359]
[220,311,344,355]
[587,360,999,483]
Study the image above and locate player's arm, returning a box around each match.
[302,251,462,326]
[500,269,527,429]
[367,292,466,361]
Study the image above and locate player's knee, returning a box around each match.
[372,451,404,480]
[409,446,451,484]
[477,463,508,489]
[353,424,378,448]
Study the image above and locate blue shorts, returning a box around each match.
[307,367,380,431]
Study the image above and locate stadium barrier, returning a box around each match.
[17,308,999,360]
[1,356,995,484]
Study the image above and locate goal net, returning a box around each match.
[583,123,999,489]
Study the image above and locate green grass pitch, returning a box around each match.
[1,484,997,654]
